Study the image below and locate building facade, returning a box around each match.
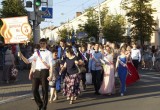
[42,0,160,48]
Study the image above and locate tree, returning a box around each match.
[79,7,99,41]
[79,6,126,43]
[57,27,74,41]
[122,0,156,46]
[0,0,27,28]
[0,0,27,17]
[103,14,126,43]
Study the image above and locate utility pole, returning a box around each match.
[33,0,40,44]
[26,0,46,44]
[97,0,101,29]
[97,0,103,43]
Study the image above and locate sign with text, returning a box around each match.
[0,16,32,44]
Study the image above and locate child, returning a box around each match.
[48,48,61,103]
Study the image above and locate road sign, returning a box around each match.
[41,7,53,19]
[41,0,53,7]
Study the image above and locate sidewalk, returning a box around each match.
[0,69,32,104]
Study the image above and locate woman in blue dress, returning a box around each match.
[116,47,127,96]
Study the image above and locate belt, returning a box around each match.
[35,69,49,71]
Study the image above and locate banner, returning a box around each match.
[0,16,32,44]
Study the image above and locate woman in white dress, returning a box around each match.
[99,45,115,95]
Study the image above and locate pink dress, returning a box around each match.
[99,54,115,94]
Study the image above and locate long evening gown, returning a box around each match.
[99,54,115,94]
[118,57,127,94]
[126,61,140,86]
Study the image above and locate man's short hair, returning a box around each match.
[39,38,47,43]
[132,42,137,45]
[60,39,66,43]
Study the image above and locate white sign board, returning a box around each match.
[0,16,32,44]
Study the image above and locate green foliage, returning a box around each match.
[0,35,4,42]
[83,20,99,40]
[80,6,125,43]
[100,7,108,26]
[57,27,74,40]
[79,7,99,41]
[122,0,156,45]
[0,21,2,27]
[0,0,27,31]
[0,0,27,18]
[103,15,126,42]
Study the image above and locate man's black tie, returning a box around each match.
[40,50,45,51]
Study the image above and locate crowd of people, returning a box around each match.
[0,38,159,110]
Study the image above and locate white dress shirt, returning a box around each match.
[28,49,53,70]
[131,48,141,62]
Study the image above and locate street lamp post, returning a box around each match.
[97,0,103,43]
[97,0,102,28]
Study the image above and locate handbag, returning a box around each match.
[76,65,86,74]
[49,80,56,86]
[85,73,92,85]
[10,66,18,80]
[115,71,118,77]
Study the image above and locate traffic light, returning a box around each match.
[35,0,41,7]
[37,10,45,25]
[26,1,32,8]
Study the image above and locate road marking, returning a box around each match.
[0,94,32,105]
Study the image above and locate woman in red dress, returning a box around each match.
[125,46,140,86]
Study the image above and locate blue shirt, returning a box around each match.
[89,51,103,71]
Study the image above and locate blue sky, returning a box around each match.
[0,0,106,28]
[41,0,106,28]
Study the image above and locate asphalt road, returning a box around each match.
[0,70,160,110]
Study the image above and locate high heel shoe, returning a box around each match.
[73,97,77,100]
[67,97,70,100]
[69,100,73,104]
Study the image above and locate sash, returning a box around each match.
[103,54,113,65]
[118,57,131,75]
[91,52,99,62]
[37,50,50,69]
[80,52,88,61]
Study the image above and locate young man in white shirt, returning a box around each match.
[131,43,141,70]
[19,38,53,110]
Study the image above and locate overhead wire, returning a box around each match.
[50,0,105,26]
[56,0,94,19]
[53,0,72,5]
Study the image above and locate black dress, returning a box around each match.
[63,56,81,97]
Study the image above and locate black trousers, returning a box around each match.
[91,70,102,93]
[81,72,86,89]
[32,69,49,109]
[132,60,139,70]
